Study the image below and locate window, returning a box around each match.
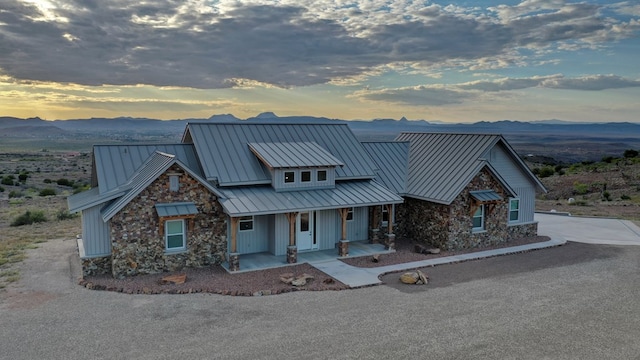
[284,171,295,183]
[239,216,254,231]
[301,170,311,183]
[169,175,179,192]
[509,198,520,222]
[381,205,389,225]
[473,205,485,231]
[317,170,327,182]
[165,220,186,251]
[346,207,354,221]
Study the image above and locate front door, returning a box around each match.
[296,211,314,251]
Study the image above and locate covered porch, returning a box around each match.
[221,240,392,273]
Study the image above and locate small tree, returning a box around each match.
[623,149,639,158]
[11,210,47,226]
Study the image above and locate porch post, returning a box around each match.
[369,206,380,244]
[285,212,298,264]
[337,208,349,257]
[384,204,396,250]
[229,217,240,271]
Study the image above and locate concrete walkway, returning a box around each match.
[313,214,640,288]
[311,238,566,288]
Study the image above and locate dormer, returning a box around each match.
[248,142,344,192]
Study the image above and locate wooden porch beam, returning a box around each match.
[286,212,298,247]
[385,204,394,234]
[337,208,349,240]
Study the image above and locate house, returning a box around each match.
[68,122,403,278]
[388,132,547,250]
[68,123,545,278]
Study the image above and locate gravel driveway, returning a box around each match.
[1,237,640,360]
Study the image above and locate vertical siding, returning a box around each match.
[316,209,341,250]
[347,206,369,241]
[274,213,289,256]
[489,144,538,224]
[236,215,269,254]
[267,214,275,254]
[82,205,111,257]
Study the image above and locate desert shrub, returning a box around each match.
[621,194,631,200]
[573,182,589,195]
[56,178,73,187]
[10,210,47,226]
[39,188,56,196]
[603,191,611,201]
[0,186,4,192]
[8,190,23,198]
[623,149,639,158]
[43,178,52,184]
[538,167,555,178]
[18,173,28,182]
[1,176,15,186]
[601,156,614,163]
[56,209,77,220]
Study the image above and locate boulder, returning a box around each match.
[161,273,187,285]
[400,272,419,284]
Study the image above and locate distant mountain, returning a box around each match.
[0,125,67,137]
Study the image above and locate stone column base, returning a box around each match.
[384,233,396,250]
[287,246,297,264]
[369,228,380,244]
[229,252,240,272]
[338,240,349,257]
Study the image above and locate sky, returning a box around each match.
[0,0,639,123]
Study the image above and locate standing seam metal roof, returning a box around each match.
[92,144,201,194]
[218,180,403,216]
[183,123,376,186]
[361,141,409,195]
[248,142,344,168]
[396,132,517,204]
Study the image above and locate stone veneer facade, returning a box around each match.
[397,167,537,251]
[108,164,227,278]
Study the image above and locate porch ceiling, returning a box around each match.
[219,180,403,217]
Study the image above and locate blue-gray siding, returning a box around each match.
[236,215,270,254]
[273,168,335,191]
[81,205,111,257]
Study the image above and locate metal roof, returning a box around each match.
[92,144,201,194]
[155,202,198,217]
[183,123,376,186]
[396,132,516,204]
[470,190,503,203]
[218,180,403,217]
[101,151,224,221]
[67,187,125,213]
[361,141,409,195]
[248,142,344,169]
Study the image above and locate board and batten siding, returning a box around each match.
[488,144,537,223]
[81,205,111,257]
[235,215,270,254]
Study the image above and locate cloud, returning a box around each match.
[0,0,637,89]
[352,74,640,106]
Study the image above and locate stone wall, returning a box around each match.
[398,167,535,251]
[81,256,112,277]
[109,164,227,278]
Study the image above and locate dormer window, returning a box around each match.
[284,171,295,183]
[317,170,327,182]
[301,171,311,183]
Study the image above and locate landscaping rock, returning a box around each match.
[161,273,187,285]
[400,272,419,284]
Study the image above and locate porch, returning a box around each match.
[222,240,392,273]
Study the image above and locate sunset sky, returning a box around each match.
[1,0,639,122]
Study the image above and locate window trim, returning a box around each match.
[346,207,354,221]
[238,215,254,232]
[165,219,186,252]
[381,205,389,226]
[472,204,485,232]
[509,198,520,223]
[317,169,328,182]
[301,170,311,183]
[284,171,295,184]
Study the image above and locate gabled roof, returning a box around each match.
[395,132,542,204]
[218,180,403,217]
[92,144,201,194]
[101,151,224,221]
[248,142,344,169]
[67,187,126,214]
[182,123,376,186]
[361,141,409,195]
